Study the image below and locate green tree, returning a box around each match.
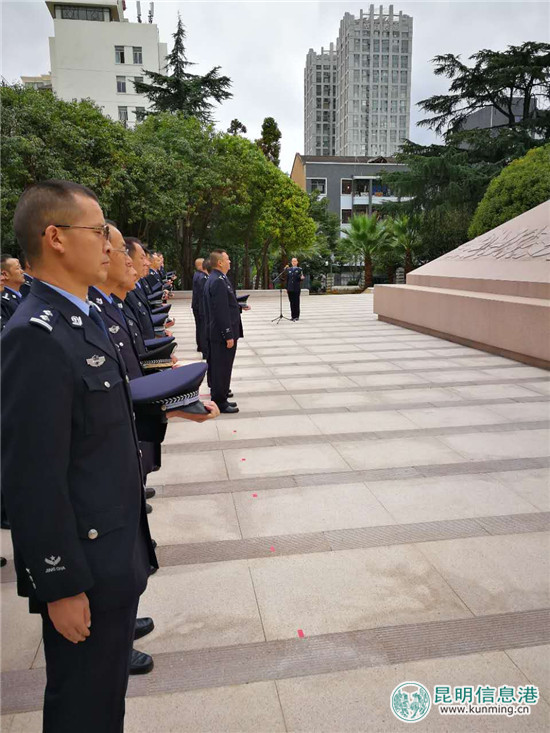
[468,144,550,238]
[418,42,550,138]
[338,214,390,288]
[227,119,247,136]
[256,117,281,167]
[135,13,232,122]
[1,85,132,252]
[387,214,422,273]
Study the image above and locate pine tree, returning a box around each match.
[227,119,247,136]
[255,117,281,167]
[135,14,232,122]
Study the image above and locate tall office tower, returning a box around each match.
[44,0,167,127]
[304,45,337,156]
[304,5,413,158]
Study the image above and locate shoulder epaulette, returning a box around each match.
[29,308,58,333]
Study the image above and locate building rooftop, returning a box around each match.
[295,153,398,166]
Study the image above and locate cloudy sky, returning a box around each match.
[2,0,548,171]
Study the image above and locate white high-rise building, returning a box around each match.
[304,5,413,157]
[304,44,337,157]
[45,0,167,127]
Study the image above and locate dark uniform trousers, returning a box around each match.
[287,291,300,320]
[209,339,237,406]
[1,280,156,733]
[41,599,139,733]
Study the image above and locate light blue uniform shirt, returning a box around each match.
[42,282,90,316]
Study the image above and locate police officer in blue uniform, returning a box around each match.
[192,258,208,355]
[1,180,157,733]
[0,254,25,324]
[203,249,243,414]
[285,257,305,321]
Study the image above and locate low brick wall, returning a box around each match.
[170,289,310,300]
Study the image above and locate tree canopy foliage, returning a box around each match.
[0,86,316,289]
[468,144,550,238]
[418,42,550,139]
[134,13,232,122]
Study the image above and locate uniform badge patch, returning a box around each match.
[108,325,120,334]
[95,298,103,305]
[86,355,106,367]
[45,555,61,567]
[71,316,83,327]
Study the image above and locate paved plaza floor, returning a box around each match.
[1,293,549,731]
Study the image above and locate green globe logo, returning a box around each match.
[391,681,432,723]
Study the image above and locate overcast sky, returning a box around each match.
[1,0,548,171]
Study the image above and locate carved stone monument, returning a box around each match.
[374,201,550,367]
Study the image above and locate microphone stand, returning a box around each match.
[271,269,292,324]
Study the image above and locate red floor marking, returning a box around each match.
[252,493,258,498]
[269,546,275,552]
[233,430,237,433]
[297,629,305,638]
[241,458,246,461]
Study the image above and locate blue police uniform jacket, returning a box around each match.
[203,269,243,343]
[1,279,157,612]
[286,267,303,292]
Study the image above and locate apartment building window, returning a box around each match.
[401,70,408,83]
[116,76,127,93]
[392,54,400,67]
[309,179,326,194]
[133,76,143,90]
[390,130,397,142]
[118,106,128,126]
[341,209,352,224]
[392,69,399,83]
[401,55,409,68]
[115,46,125,64]
[341,179,352,194]
[382,55,389,68]
[372,70,379,83]
[391,100,398,113]
[401,40,409,53]
[399,99,407,112]
[373,39,380,52]
[56,5,110,21]
[381,70,389,83]
[135,107,145,120]
[373,55,380,67]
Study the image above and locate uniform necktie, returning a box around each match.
[88,307,110,341]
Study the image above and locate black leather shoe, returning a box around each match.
[0,557,6,568]
[129,648,154,675]
[145,487,156,499]
[134,617,154,640]
[149,564,157,575]
[227,390,234,398]
[1,519,10,530]
[227,401,237,407]
[219,404,239,414]
[146,503,153,514]
[151,539,157,549]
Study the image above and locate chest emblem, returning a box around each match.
[109,325,120,334]
[86,355,106,367]
[71,316,83,327]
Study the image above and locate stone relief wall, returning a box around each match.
[442,224,550,261]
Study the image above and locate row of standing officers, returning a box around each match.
[1,180,220,732]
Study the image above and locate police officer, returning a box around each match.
[1,180,157,732]
[0,254,25,324]
[203,249,242,414]
[192,258,207,355]
[285,257,305,321]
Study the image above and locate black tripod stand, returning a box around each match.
[271,270,292,324]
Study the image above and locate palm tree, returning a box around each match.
[388,214,421,273]
[339,214,390,288]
